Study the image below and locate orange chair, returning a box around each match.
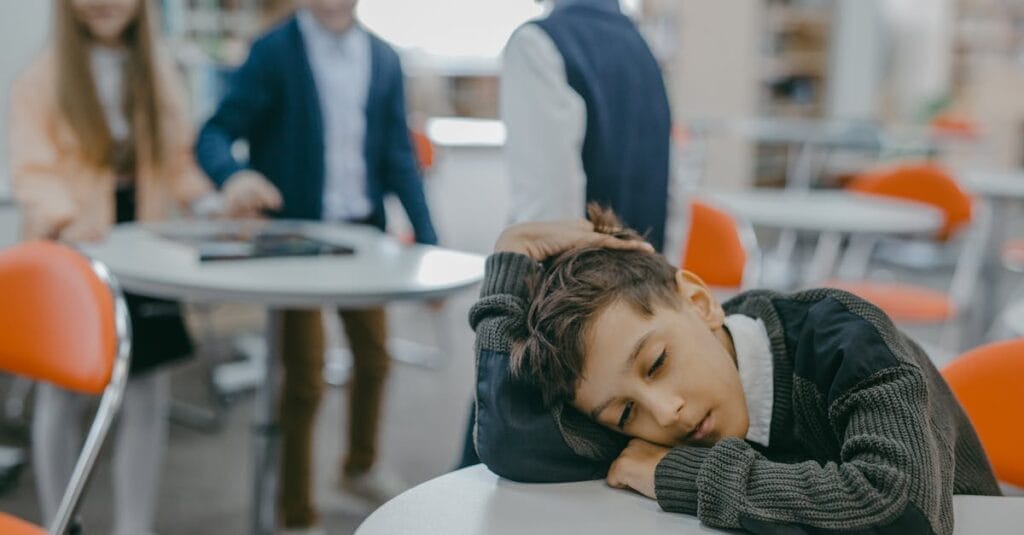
[942,338,1024,487]
[683,199,760,291]
[828,164,990,348]
[0,241,131,535]
[930,114,981,141]
[412,128,435,173]
[846,163,973,242]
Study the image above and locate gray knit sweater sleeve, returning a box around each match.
[469,252,538,353]
[655,363,948,534]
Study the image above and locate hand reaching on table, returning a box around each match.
[222,170,283,218]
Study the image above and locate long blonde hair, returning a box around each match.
[54,0,164,168]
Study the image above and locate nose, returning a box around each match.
[642,387,684,428]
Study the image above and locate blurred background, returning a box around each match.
[2,1,1024,533]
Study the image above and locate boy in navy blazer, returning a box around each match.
[196,0,436,531]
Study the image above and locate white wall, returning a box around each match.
[882,0,954,120]
[0,1,52,192]
[828,0,885,121]
[671,0,763,190]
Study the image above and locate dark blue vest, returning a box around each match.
[535,1,671,250]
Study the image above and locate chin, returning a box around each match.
[89,23,129,40]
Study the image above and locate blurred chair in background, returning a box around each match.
[943,338,1024,493]
[682,199,760,295]
[0,241,131,534]
[827,163,991,352]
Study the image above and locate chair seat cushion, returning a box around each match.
[0,513,45,535]
[825,281,956,324]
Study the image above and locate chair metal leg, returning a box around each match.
[805,232,844,286]
[252,310,282,535]
[168,304,226,433]
[3,377,32,426]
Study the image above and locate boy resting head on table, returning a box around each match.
[470,204,1000,535]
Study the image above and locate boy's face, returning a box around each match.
[572,270,750,448]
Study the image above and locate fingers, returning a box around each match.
[573,219,594,230]
[587,234,655,254]
[223,172,281,218]
[255,181,283,211]
[606,459,629,490]
[58,223,105,243]
[226,185,278,217]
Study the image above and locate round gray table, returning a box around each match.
[957,169,1024,342]
[1001,299,1024,336]
[706,190,943,235]
[961,169,1024,201]
[81,220,485,535]
[357,465,1024,535]
[687,118,936,190]
[705,190,944,285]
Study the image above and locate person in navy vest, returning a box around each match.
[457,0,681,469]
[195,0,436,531]
[503,0,675,251]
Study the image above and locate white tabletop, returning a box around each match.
[705,190,944,235]
[80,220,485,308]
[357,465,729,535]
[426,117,506,148]
[685,118,936,156]
[724,117,882,149]
[959,169,1024,200]
[357,465,1024,535]
[1001,299,1024,337]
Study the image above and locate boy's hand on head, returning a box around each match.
[606,439,670,500]
[494,219,654,262]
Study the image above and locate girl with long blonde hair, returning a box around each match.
[9,1,215,532]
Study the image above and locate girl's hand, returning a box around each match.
[57,220,106,243]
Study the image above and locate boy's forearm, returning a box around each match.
[656,366,950,535]
[470,252,538,354]
[478,252,538,303]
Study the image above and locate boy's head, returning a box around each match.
[512,206,749,448]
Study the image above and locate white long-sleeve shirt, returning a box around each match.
[500,24,587,225]
[297,9,372,222]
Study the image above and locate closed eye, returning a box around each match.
[617,401,634,429]
[647,351,666,378]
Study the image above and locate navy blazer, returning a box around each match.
[195,17,437,245]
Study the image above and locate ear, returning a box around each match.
[674,269,726,329]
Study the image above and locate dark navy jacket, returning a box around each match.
[195,17,437,245]
[534,0,671,251]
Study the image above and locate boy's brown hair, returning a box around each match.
[510,204,680,407]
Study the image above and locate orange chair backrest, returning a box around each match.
[682,200,747,289]
[931,114,980,139]
[942,338,1024,487]
[846,163,973,241]
[412,129,435,171]
[0,242,118,395]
